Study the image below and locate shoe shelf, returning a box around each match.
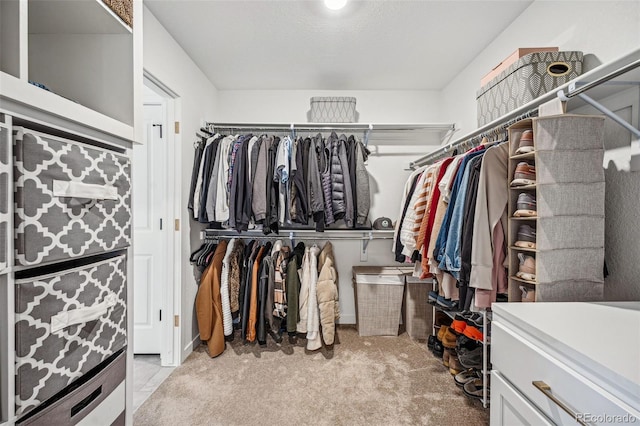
[509,246,537,253]
[509,152,535,161]
[506,115,606,303]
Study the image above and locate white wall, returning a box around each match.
[440,0,640,136]
[213,90,443,323]
[143,6,218,363]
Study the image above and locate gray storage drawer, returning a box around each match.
[13,127,131,266]
[15,255,127,417]
[17,350,126,426]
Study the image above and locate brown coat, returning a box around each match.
[196,241,227,357]
[246,245,265,342]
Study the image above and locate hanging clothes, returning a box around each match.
[195,241,227,358]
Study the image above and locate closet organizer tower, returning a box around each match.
[0,0,140,424]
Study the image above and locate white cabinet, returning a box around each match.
[491,302,640,426]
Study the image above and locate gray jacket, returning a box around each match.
[252,135,270,221]
[329,132,345,218]
[307,135,324,216]
[355,140,370,225]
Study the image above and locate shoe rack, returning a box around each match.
[507,114,606,302]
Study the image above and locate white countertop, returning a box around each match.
[493,302,640,408]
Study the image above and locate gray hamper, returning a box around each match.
[352,267,405,337]
[403,275,432,340]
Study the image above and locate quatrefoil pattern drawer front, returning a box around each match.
[13,128,131,266]
[15,255,127,418]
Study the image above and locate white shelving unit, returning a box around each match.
[0,1,141,425]
[0,0,138,146]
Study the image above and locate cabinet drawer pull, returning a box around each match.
[532,381,588,426]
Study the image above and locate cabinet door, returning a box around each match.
[491,371,554,426]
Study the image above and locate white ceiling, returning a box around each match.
[145,0,533,91]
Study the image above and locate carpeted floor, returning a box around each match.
[134,326,489,426]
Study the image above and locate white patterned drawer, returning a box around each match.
[13,127,131,266]
[14,255,127,417]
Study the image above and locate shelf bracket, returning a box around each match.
[364,124,373,147]
[557,89,640,139]
[361,231,373,253]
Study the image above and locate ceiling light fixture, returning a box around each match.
[324,0,347,11]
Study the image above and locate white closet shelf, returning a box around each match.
[0,72,134,146]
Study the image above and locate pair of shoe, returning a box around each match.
[454,368,480,387]
[439,326,458,349]
[511,161,536,186]
[436,295,459,311]
[520,285,536,302]
[515,129,534,154]
[463,376,490,400]
[516,253,536,281]
[515,224,537,249]
[429,333,444,358]
[453,311,484,329]
[514,192,537,217]
[458,340,484,370]
[447,351,463,375]
[428,290,438,304]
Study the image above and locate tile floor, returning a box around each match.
[133,355,175,412]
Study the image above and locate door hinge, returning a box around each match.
[174,219,180,231]
[159,310,162,321]
[175,121,180,134]
[160,218,163,230]
[174,315,180,327]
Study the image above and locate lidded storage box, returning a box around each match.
[310,97,356,123]
[13,127,131,266]
[477,51,583,126]
[14,254,127,417]
[352,267,405,337]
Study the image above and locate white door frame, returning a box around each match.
[143,71,182,367]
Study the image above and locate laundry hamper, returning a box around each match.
[352,267,406,337]
[402,275,432,340]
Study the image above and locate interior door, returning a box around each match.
[132,102,167,354]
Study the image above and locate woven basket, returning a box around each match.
[102,0,133,27]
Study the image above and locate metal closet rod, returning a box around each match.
[204,234,394,241]
[205,122,455,132]
[410,109,538,168]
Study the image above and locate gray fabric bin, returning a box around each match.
[352,267,405,337]
[536,182,605,217]
[535,150,604,184]
[403,276,432,340]
[15,255,127,417]
[534,115,605,151]
[13,127,131,266]
[536,248,604,283]
[535,280,604,302]
[535,216,605,250]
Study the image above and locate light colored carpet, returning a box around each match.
[134,326,489,426]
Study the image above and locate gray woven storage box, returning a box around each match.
[352,267,405,337]
[403,275,432,340]
[310,97,356,123]
[534,115,605,151]
[476,52,583,126]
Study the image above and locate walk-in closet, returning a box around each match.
[1,1,639,425]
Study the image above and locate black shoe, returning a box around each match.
[427,335,436,351]
[433,340,444,357]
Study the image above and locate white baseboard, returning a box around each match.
[181,335,200,364]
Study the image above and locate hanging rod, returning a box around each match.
[410,47,640,169]
[205,122,455,133]
[202,229,394,241]
[410,109,537,168]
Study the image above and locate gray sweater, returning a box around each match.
[252,135,270,221]
[355,140,370,225]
